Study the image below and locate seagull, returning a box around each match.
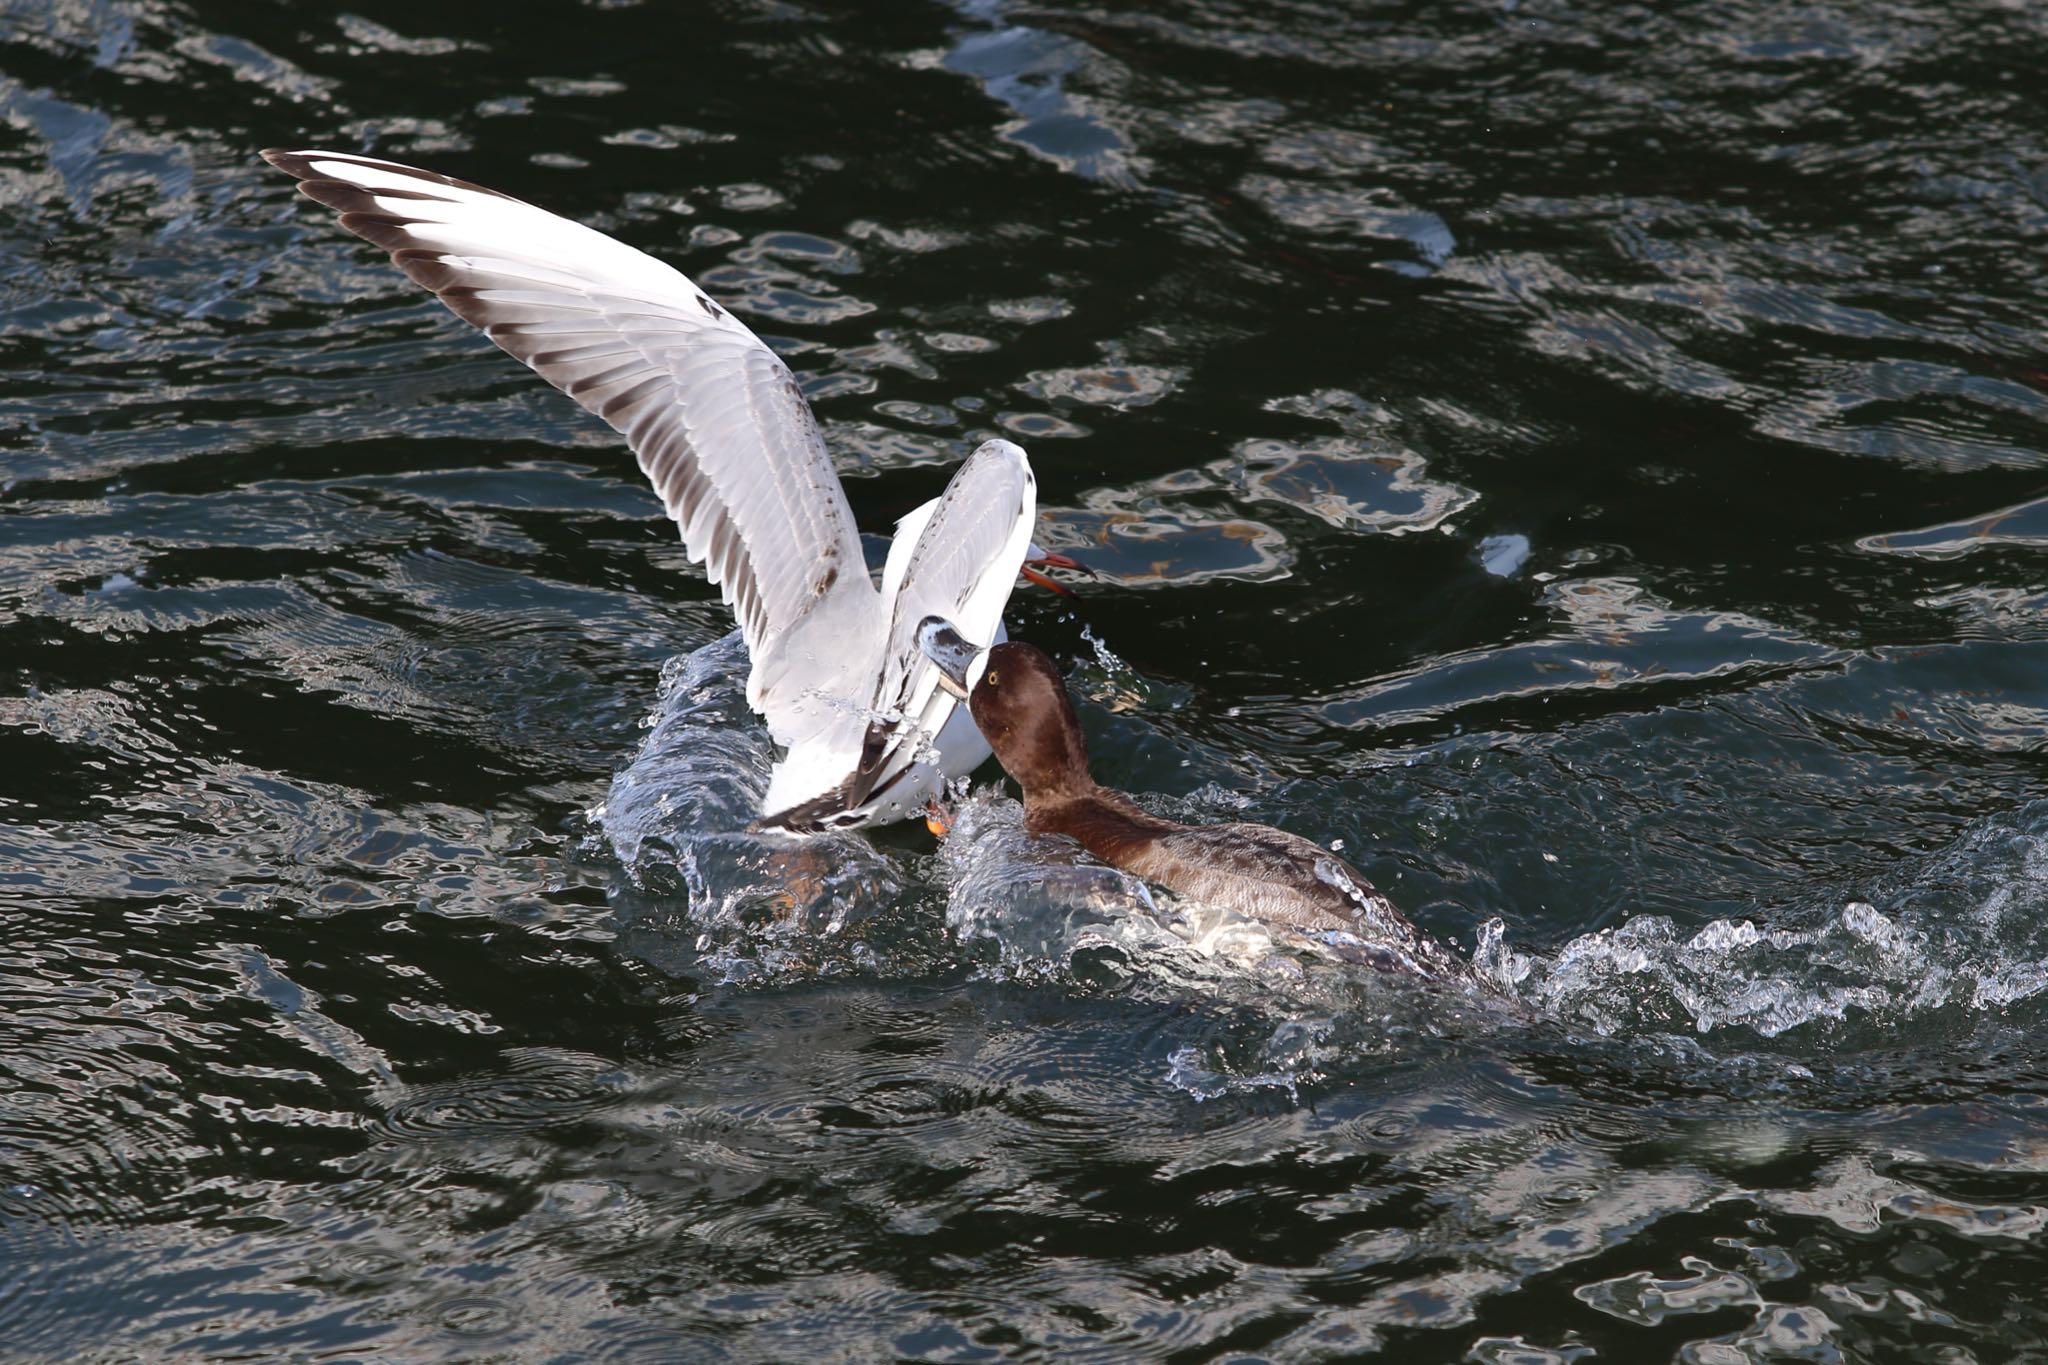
[264,148,1082,831]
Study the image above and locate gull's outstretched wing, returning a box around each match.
[262,149,874,727]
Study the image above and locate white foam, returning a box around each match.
[1477,802,2048,1044]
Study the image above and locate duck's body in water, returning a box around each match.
[918,620,1469,980]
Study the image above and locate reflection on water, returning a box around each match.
[6,0,2048,1357]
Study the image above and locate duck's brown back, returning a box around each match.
[1030,793,1465,979]
[1138,823,1463,976]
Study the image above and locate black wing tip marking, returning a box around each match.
[753,742,928,832]
[752,783,871,834]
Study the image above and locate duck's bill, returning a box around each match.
[917,615,983,699]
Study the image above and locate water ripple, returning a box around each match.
[381,1049,627,1141]
[4,0,2048,1356]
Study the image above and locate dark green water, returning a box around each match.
[7,0,2048,1359]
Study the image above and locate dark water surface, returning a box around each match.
[7,0,2048,1358]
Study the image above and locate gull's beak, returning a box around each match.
[917,615,982,700]
[1026,543,1098,578]
[1021,541,1097,598]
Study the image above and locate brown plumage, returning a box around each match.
[954,641,1467,979]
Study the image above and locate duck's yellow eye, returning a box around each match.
[982,668,999,689]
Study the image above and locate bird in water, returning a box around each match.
[263,149,1087,832]
[918,619,1470,979]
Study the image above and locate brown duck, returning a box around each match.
[918,618,1468,979]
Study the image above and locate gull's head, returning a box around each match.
[917,616,989,699]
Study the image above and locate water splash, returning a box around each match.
[1475,801,2048,1047]
[936,785,1165,973]
[595,631,770,852]
[597,639,2048,1091]
[592,632,905,983]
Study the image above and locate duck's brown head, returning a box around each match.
[918,619,1093,798]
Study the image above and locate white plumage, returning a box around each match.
[265,149,1039,829]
